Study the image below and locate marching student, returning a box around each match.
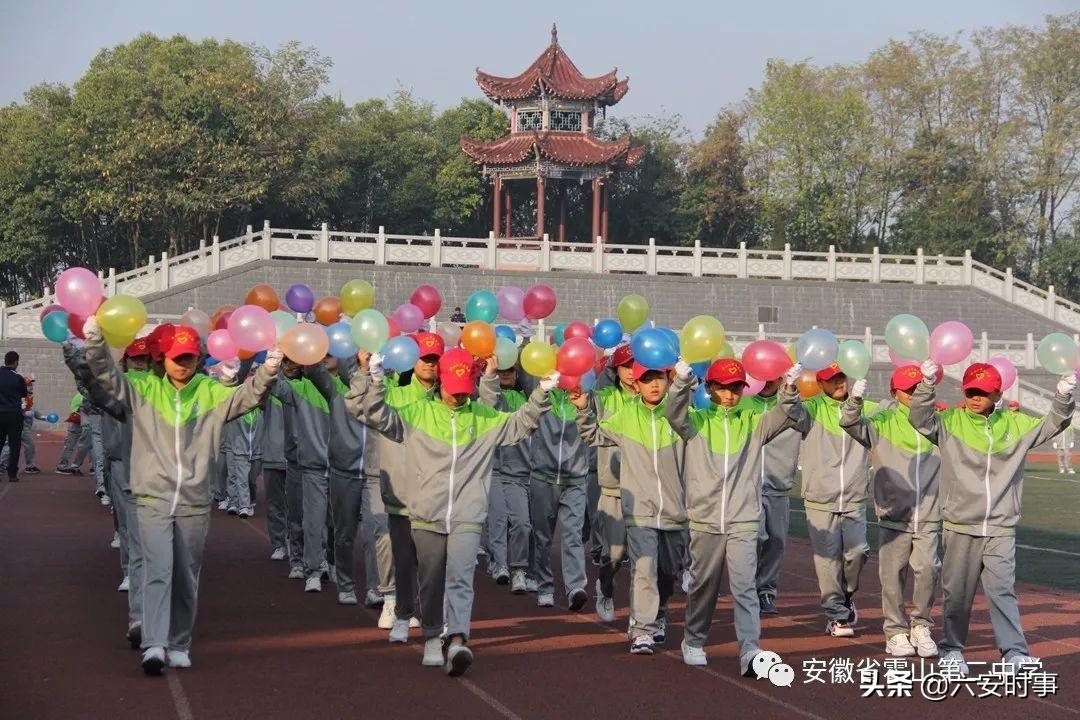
[348,348,555,676]
[840,365,941,658]
[783,362,876,637]
[1055,425,1075,474]
[909,360,1076,674]
[56,394,86,474]
[221,405,264,517]
[572,362,687,655]
[261,390,289,559]
[666,358,799,672]
[81,318,281,675]
[60,344,110,503]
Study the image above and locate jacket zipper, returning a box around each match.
[721,409,730,534]
[447,412,458,531]
[556,417,565,485]
[982,420,993,536]
[913,431,921,532]
[650,408,662,530]
[170,390,183,516]
[838,405,845,513]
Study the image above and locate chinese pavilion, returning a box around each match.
[460,25,643,242]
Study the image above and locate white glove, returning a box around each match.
[263,348,283,371]
[850,378,867,399]
[920,360,940,384]
[674,358,692,380]
[783,362,803,386]
[219,360,239,382]
[603,346,616,358]
[516,321,535,339]
[1057,373,1077,396]
[82,315,99,338]
[539,371,560,392]
[369,352,385,383]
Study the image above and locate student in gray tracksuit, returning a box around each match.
[63,343,109,501]
[222,406,264,516]
[909,360,1075,672]
[666,358,798,673]
[261,393,289,557]
[840,365,942,658]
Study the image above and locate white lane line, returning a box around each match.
[167,672,195,720]
[1027,473,1080,484]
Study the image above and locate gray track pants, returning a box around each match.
[72,421,92,467]
[596,491,626,598]
[329,470,365,593]
[210,449,226,503]
[487,475,532,571]
[940,530,1027,658]
[83,414,106,494]
[625,525,688,639]
[361,477,394,594]
[684,530,760,671]
[388,513,418,619]
[301,468,329,577]
[530,479,587,599]
[225,452,260,511]
[805,505,869,621]
[264,466,288,551]
[585,471,600,556]
[109,457,143,627]
[756,494,789,597]
[136,502,210,652]
[413,526,482,641]
[286,463,304,568]
[879,525,940,638]
[58,423,81,467]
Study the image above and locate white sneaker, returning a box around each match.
[378,597,397,629]
[537,592,555,608]
[101,494,112,507]
[110,532,121,549]
[117,576,130,592]
[389,618,410,644]
[422,638,444,667]
[409,617,421,628]
[338,591,358,605]
[525,578,539,593]
[288,565,305,580]
[681,640,707,666]
[364,589,384,607]
[827,620,855,638]
[238,507,253,518]
[653,617,667,644]
[445,643,474,676]
[886,633,917,657]
[909,625,938,658]
[595,579,615,623]
[681,569,691,594]
[167,650,192,669]
[940,649,969,677]
[492,566,510,585]
[141,646,166,676]
[1001,654,1041,674]
[270,547,287,561]
[304,575,322,593]
[217,500,229,511]
[511,570,527,594]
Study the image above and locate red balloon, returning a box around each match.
[214,310,233,331]
[211,305,235,330]
[410,284,442,319]
[523,284,557,320]
[557,373,581,391]
[564,321,592,342]
[40,304,64,321]
[386,316,402,339]
[556,337,595,377]
[741,340,793,381]
[67,313,87,339]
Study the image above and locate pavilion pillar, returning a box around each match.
[536,176,546,239]
[591,178,601,243]
[493,176,502,238]
[601,180,609,243]
[557,183,567,243]
[504,186,513,239]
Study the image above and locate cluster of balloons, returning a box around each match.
[884,314,975,367]
[45,267,151,349]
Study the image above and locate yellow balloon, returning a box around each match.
[520,341,557,378]
[97,295,147,338]
[680,315,726,363]
[102,329,136,349]
[340,280,375,316]
[616,295,650,333]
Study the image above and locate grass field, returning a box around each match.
[786,462,1080,591]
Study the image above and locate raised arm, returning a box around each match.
[304,362,337,403]
[81,321,136,411]
[575,404,618,448]
[908,370,942,446]
[344,361,404,442]
[756,397,800,445]
[496,386,550,445]
[664,375,699,442]
[780,386,811,436]
[477,374,502,408]
[220,353,280,422]
[839,396,875,449]
[1021,376,1076,449]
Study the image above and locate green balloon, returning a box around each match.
[617,294,650,333]
[837,340,871,380]
[495,336,518,370]
[270,310,298,338]
[1036,333,1078,375]
[884,314,929,361]
[466,290,498,324]
[351,309,389,353]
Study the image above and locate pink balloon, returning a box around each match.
[741,340,793,381]
[410,285,442,319]
[228,304,277,352]
[745,374,766,396]
[523,284,557,320]
[930,321,974,365]
[387,316,402,339]
[556,337,595,377]
[888,348,919,367]
[55,267,103,317]
[496,286,526,322]
[207,329,239,362]
[393,303,425,333]
[437,322,461,347]
[987,355,1017,392]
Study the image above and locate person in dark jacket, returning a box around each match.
[0,351,29,482]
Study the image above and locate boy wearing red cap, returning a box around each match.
[910,360,1076,674]
[667,357,801,671]
[840,365,942,658]
[349,348,555,676]
[784,362,877,637]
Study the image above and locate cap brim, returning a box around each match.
[441,377,475,395]
[709,377,747,387]
[962,380,1000,393]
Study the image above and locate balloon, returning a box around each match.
[55,267,103,317]
[564,321,592,342]
[929,321,973,365]
[383,336,421,373]
[579,370,598,392]
[523,284,557,320]
[39,304,64,321]
[745,375,766,396]
[244,284,280,312]
[552,323,568,347]
[616,294,650,332]
[987,356,1018,392]
[888,348,919,367]
[680,316,726,363]
[437,322,461,347]
[836,340,871,380]
[557,373,581,391]
[207,329,239,362]
[237,348,256,361]
[211,305,235,330]
[593,319,623,349]
[253,350,267,363]
[796,329,839,371]
[495,337,518,370]
[326,321,359,359]
[741,340,792,381]
[409,284,441,319]
[204,356,220,368]
[465,290,499,324]
[285,284,315,314]
[717,341,736,360]
[41,310,70,343]
[496,286,526,322]
[46,413,59,424]
[279,323,329,366]
[557,337,596,377]
[312,297,341,326]
[103,329,136,349]
[520,341,557,377]
[885,314,930,362]
[180,309,212,338]
[795,369,821,399]
[386,316,402,339]
[786,342,797,363]
[461,321,496,358]
[690,360,710,379]
[341,280,376,316]
[693,384,713,409]
[67,313,88,339]
[351,309,390,353]
[391,303,423,334]
[631,328,678,370]
[227,305,276,352]
[1036,333,1078,375]
[658,327,681,356]
[270,310,298,338]
[494,325,517,343]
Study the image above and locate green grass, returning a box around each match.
[786,464,1080,591]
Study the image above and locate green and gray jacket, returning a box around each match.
[260,395,286,469]
[307,361,377,481]
[519,371,591,485]
[82,328,276,515]
[477,377,533,483]
[786,393,878,513]
[222,407,265,462]
[271,374,330,472]
[739,392,802,496]
[840,399,940,532]
[909,380,1074,536]
[350,372,549,533]
[577,395,687,529]
[666,377,797,534]
[594,380,637,492]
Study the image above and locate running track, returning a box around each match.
[1,440,1078,719]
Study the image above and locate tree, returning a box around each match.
[681,109,757,247]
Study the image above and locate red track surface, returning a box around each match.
[2,440,1078,719]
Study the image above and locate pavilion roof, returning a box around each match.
[460,131,644,169]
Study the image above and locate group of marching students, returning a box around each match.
[58,309,1077,680]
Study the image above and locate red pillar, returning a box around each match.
[493,177,502,238]
[504,186,513,239]
[557,183,567,243]
[601,181,609,243]
[536,176,546,239]
[591,178,601,243]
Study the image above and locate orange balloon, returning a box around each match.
[244,284,279,312]
[461,321,496,358]
[237,348,256,360]
[795,369,821,399]
[210,305,236,330]
[313,296,342,326]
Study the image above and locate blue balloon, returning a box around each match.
[204,357,220,367]
[579,369,597,392]
[495,324,517,343]
[41,310,70,343]
[552,322,568,347]
[383,336,420,373]
[253,350,268,363]
[46,413,59,424]
[631,328,678,370]
[327,321,359,359]
[691,361,711,379]
[693,384,713,409]
[658,327,680,355]
[593,319,623,349]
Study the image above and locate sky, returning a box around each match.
[1,0,1072,135]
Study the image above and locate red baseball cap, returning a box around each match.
[890,365,922,392]
[816,362,844,382]
[611,344,634,368]
[411,332,445,359]
[934,402,949,412]
[162,325,202,360]
[1007,400,1020,409]
[124,337,151,358]
[147,323,175,361]
[632,362,671,381]
[961,363,1002,393]
[706,358,747,386]
[439,348,476,395]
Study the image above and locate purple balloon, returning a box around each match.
[393,303,425,333]
[929,321,974,366]
[285,284,315,314]
[497,285,525,323]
